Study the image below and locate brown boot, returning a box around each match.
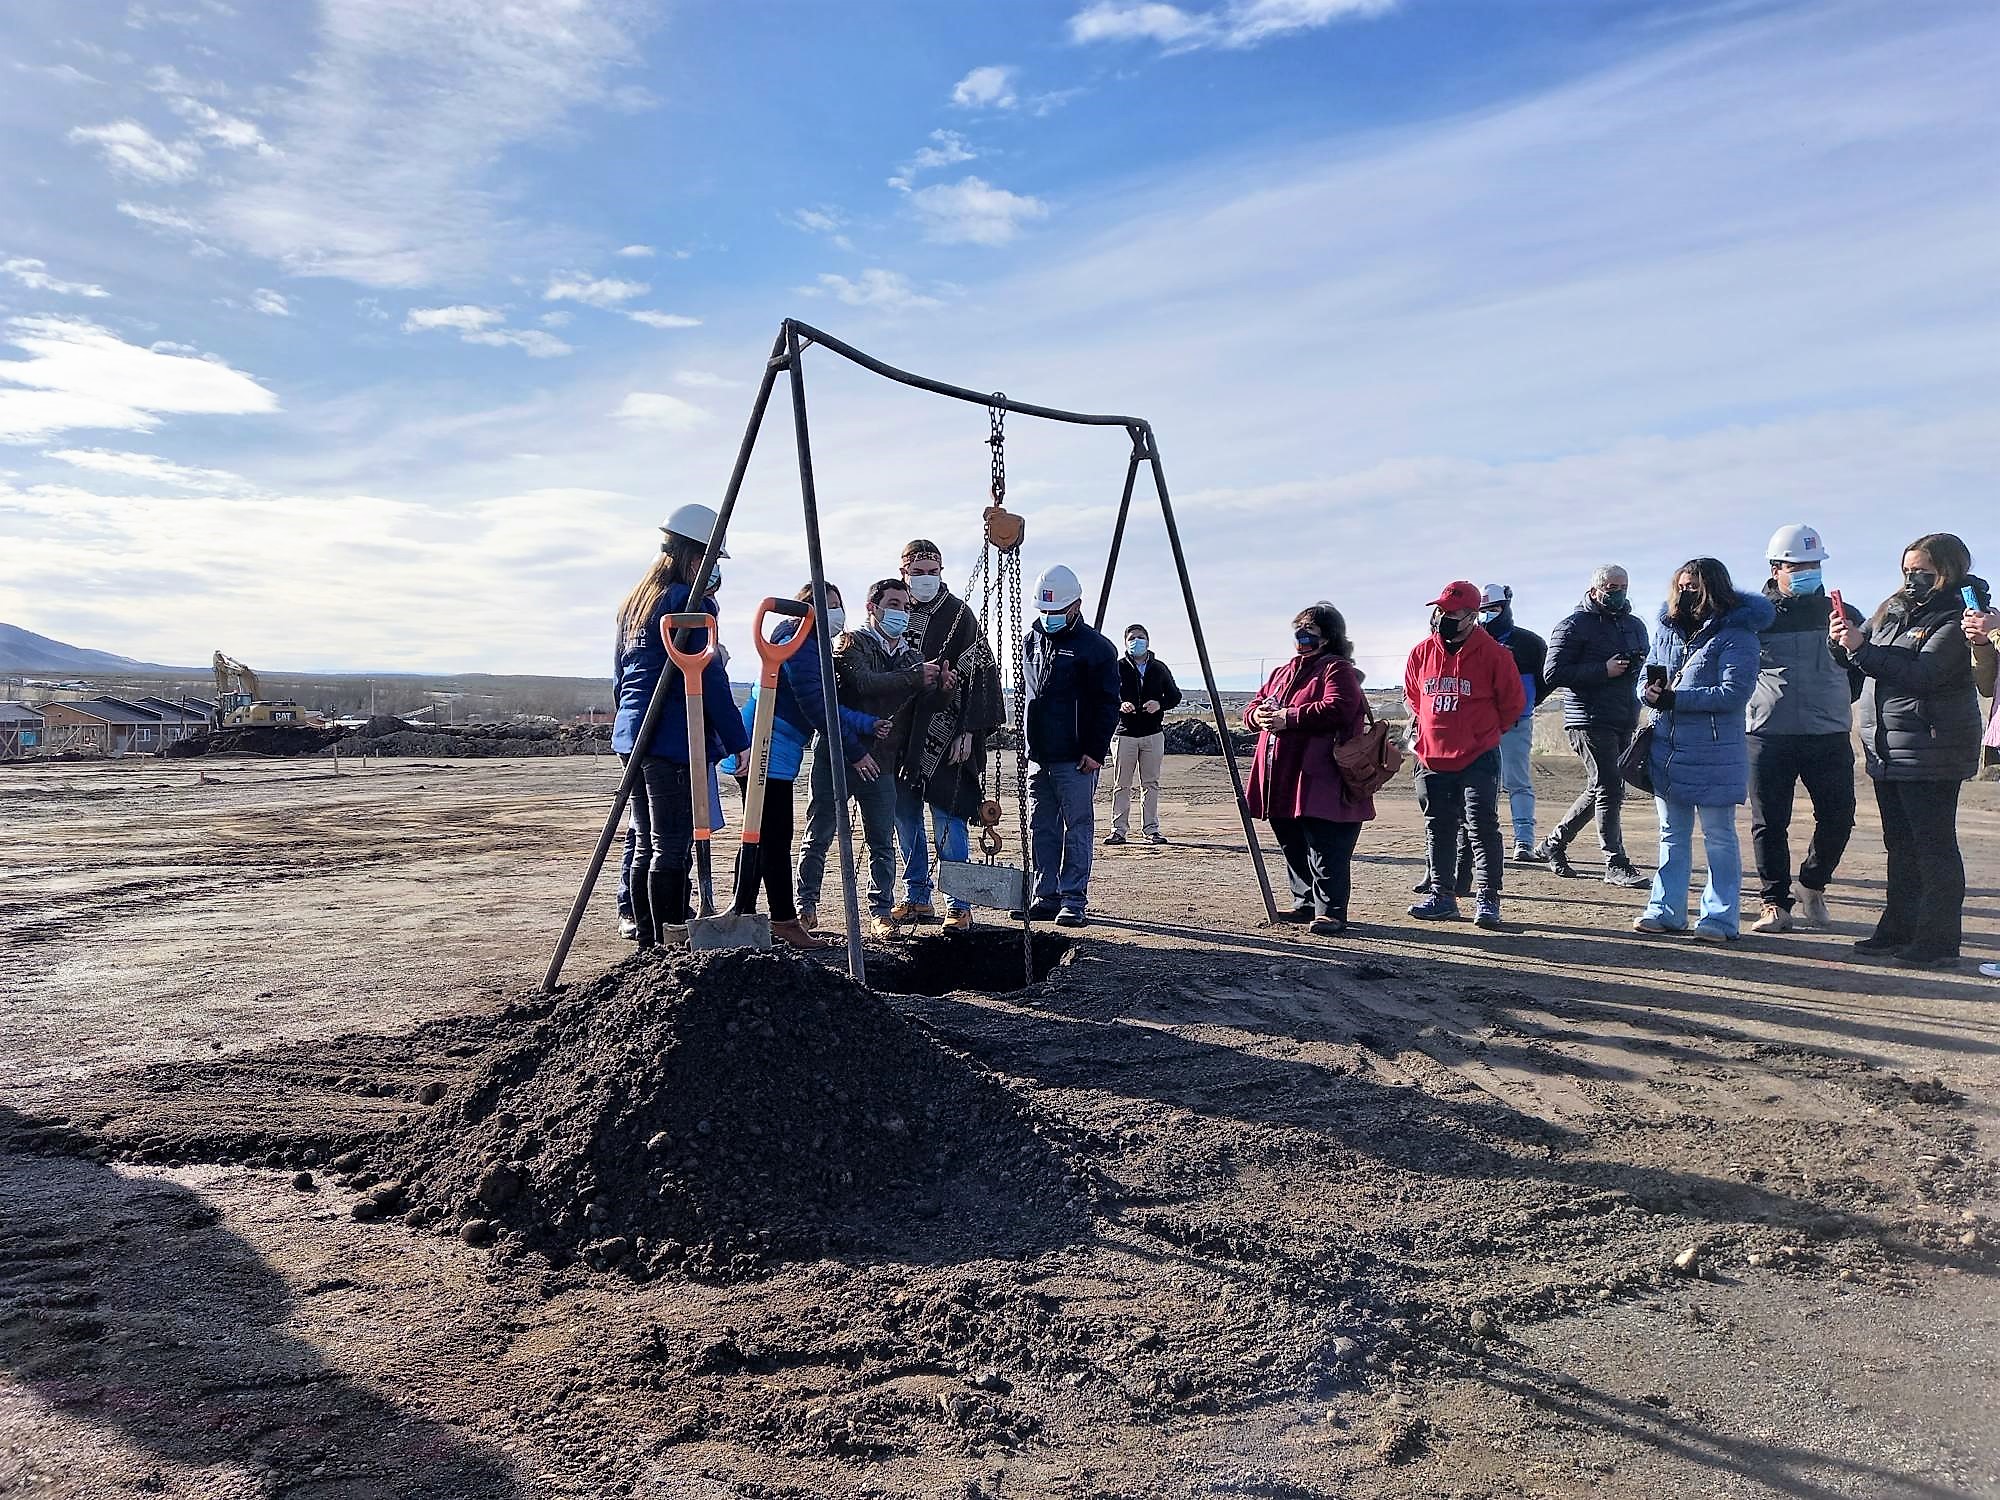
[771,918,834,951]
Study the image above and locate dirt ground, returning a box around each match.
[2,748,1996,1500]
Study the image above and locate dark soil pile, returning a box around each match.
[165,723,348,757]
[320,720,612,758]
[365,949,1088,1279]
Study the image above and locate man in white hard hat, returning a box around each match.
[1019,564,1121,926]
[1745,523,1863,933]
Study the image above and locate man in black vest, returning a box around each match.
[1106,622,1182,845]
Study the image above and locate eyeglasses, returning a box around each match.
[1770,560,1806,571]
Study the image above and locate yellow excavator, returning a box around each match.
[212,651,302,727]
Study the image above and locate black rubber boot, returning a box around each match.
[630,860,656,949]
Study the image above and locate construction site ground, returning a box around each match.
[2,749,1996,1500]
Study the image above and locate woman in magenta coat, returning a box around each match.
[1244,601,1374,935]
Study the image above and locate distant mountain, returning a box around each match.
[0,623,184,675]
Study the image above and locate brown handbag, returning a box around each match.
[1334,699,1404,798]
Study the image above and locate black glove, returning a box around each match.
[1653,688,1677,710]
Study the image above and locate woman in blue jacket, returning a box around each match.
[1634,557,1775,941]
[612,506,750,948]
[725,584,885,949]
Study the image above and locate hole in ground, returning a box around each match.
[866,930,1072,997]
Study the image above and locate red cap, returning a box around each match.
[1424,580,1482,612]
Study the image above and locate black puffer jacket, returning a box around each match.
[1545,596,1650,733]
[1839,575,1991,782]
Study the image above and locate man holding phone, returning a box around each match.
[1536,564,1652,886]
[1745,524,1864,933]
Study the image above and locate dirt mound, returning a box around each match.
[323,721,612,758]
[1162,717,1256,756]
[367,949,1087,1279]
[165,723,348,758]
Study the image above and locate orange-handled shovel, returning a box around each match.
[663,612,719,922]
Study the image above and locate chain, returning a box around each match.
[987,396,1006,507]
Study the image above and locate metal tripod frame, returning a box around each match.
[541,318,1280,993]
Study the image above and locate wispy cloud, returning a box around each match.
[403,305,503,333]
[544,273,648,308]
[13,61,105,86]
[164,94,276,156]
[43,446,247,491]
[403,304,571,356]
[1,259,111,299]
[908,176,1049,245]
[888,130,979,193]
[951,65,1017,110]
[616,244,655,258]
[0,316,277,443]
[625,310,701,329]
[249,288,289,316]
[464,328,572,357]
[68,120,202,181]
[208,0,645,288]
[800,269,945,312]
[613,391,712,432]
[1068,0,1397,51]
[674,370,742,390]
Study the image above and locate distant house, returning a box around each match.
[135,697,207,746]
[36,700,113,755]
[574,708,614,726]
[179,696,220,728]
[0,702,43,761]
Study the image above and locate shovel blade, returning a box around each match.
[686,911,771,952]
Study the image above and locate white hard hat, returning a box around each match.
[1034,564,1082,611]
[1480,583,1511,607]
[660,501,728,558]
[1765,523,1828,564]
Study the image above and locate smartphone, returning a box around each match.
[1645,664,1668,688]
[1963,585,1982,610]
[1828,588,1844,617]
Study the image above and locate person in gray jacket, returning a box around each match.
[1746,524,1864,934]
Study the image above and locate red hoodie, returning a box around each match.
[1403,627,1526,771]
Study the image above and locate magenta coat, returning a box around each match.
[1243,651,1374,824]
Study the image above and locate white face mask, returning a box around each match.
[825,606,846,634]
[906,573,943,604]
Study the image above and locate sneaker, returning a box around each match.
[1103,831,1127,846]
[1012,900,1061,922]
[1750,903,1792,934]
[1693,926,1738,944]
[866,916,902,941]
[1796,888,1831,928]
[1474,897,1503,930]
[1055,908,1087,928]
[1893,949,1959,971]
[1408,893,1461,921]
[941,907,973,934]
[1511,842,1542,865]
[1534,840,1575,878]
[889,901,934,923]
[1309,916,1347,937]
[1978,962,2000,980]
[1632,916,1683,935]
[1279,905,1315,924]
[1603,859,1649,889]
[618,915,639,941]
[1147,832,1168,845]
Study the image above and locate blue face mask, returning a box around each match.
[1040,611,1070,634]
[1126,636,1148,656]
[706,566,722,594]
[878,607,910,637]
[1787,568,1823,595]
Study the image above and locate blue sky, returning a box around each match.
[0,0,1993,685]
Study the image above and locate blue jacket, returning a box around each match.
[722,621,880,781]
[611,584,751,764]
[1022,619,1121,766]
[1645,589,1776,806]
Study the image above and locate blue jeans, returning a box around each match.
[1644,798,1743,936]
[797,736,901,918]
[1499,716,1535,848]
[1029,762,1098,910]
[894,783,970,914]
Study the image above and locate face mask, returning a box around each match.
[1436,615,1469,643]
[1480,608,1504,627]
[1126,637,1148,656]
[1040,611,1070,634]
[1786,568,1823,595]
[1599,589,1629,611]
[825,606,846,634]
[1294,630,1321,653]
[1904,570,1938,601]
[705,566,722,594]
[906,574,943,604]
[877,607,909,637]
